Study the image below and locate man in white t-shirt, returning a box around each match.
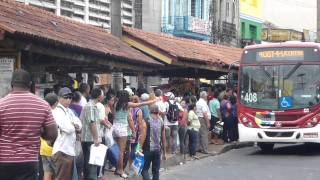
[163,92,181,154]
[196,91,211,154]
[79,83,90,107]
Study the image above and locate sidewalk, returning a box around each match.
[103,141,253,180]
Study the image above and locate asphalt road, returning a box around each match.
[160,143,320,180]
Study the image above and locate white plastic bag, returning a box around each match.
[89,144,108,166]
[104,127,115,147]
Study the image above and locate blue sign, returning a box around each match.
[279,96,293,109]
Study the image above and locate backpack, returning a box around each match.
[167,101,179,123]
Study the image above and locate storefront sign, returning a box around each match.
[262,29,303,42]
[188,17,210,35]
[0,56,15,97]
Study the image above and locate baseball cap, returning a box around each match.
[58,87,72,97]
[164,92,175,100]
[124,87,134,96]
[141,93,150,101]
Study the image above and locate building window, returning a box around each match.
[249,24,257,40]
[168,0,173,24]
[191,0,196,17]
[232,1,236,19]
[226,2,229,17]
[200,0,204,19]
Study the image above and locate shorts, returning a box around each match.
[113,123,128,137]
[41,156,55,173]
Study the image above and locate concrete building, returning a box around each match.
[210,0,240,47]
[16,0,135,29]
[162,0,211,41]
[240,0,263,47]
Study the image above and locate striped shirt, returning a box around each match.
[0,91,55,163]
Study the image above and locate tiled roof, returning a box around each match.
[0,0,160,65]
[123,27,242,66]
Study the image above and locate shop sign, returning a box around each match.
[263,29,303,42]
[0,56,15,97]
[188,17,210,35]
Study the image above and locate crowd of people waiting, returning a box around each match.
[0,69,239,180]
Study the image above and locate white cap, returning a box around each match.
[164,92,175,100]
[124,87,134,96]
[141,93,150,101]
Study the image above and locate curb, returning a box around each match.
[162,142,254,168]
[218,142,254,155]
[128,142,253,180]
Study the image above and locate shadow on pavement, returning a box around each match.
[250,143,320,156]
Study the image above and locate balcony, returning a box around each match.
[162,16,210,41]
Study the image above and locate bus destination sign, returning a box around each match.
[257,50,304,61]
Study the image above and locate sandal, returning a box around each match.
[115,171,128,178]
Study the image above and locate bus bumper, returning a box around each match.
[238,124,320,143]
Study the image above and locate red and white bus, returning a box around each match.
[238,42,320,151]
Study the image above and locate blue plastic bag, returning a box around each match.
[132,153,145,176]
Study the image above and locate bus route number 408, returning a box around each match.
[244,92,258,103]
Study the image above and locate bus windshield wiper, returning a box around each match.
[258,65,272,81]
[284,62,302,80]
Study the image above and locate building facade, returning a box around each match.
[162,0,211,41]
[16,0,135,29]
[210,0,240,46]
[239,0,263,47]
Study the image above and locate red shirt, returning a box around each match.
[0,91,55,163]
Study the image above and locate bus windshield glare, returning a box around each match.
[240,48,320,110]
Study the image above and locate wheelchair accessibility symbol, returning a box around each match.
[279,97,293,109]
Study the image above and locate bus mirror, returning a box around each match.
[228,71,238,88]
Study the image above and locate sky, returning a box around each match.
[262,0,317,32]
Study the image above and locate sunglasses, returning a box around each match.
[62,95,72,100]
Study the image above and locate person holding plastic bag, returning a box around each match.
[141,104,167,180]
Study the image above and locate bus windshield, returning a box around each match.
[240,64,320,110]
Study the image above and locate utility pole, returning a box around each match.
[111,0,123,91]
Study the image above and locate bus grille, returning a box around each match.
[264,131,294,138]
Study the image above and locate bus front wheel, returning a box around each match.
[258,143,274,152]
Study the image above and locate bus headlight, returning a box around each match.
[242,117,248,123]
[307,122,313,128]
[312,117,318,124]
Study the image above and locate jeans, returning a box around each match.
[188,129,198,156]
[0,162,39,180]
[222,116,236,142]
[82,142,99,180]
[178,126,187,154]
[169,125,178,153]
[141,151,161,180]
